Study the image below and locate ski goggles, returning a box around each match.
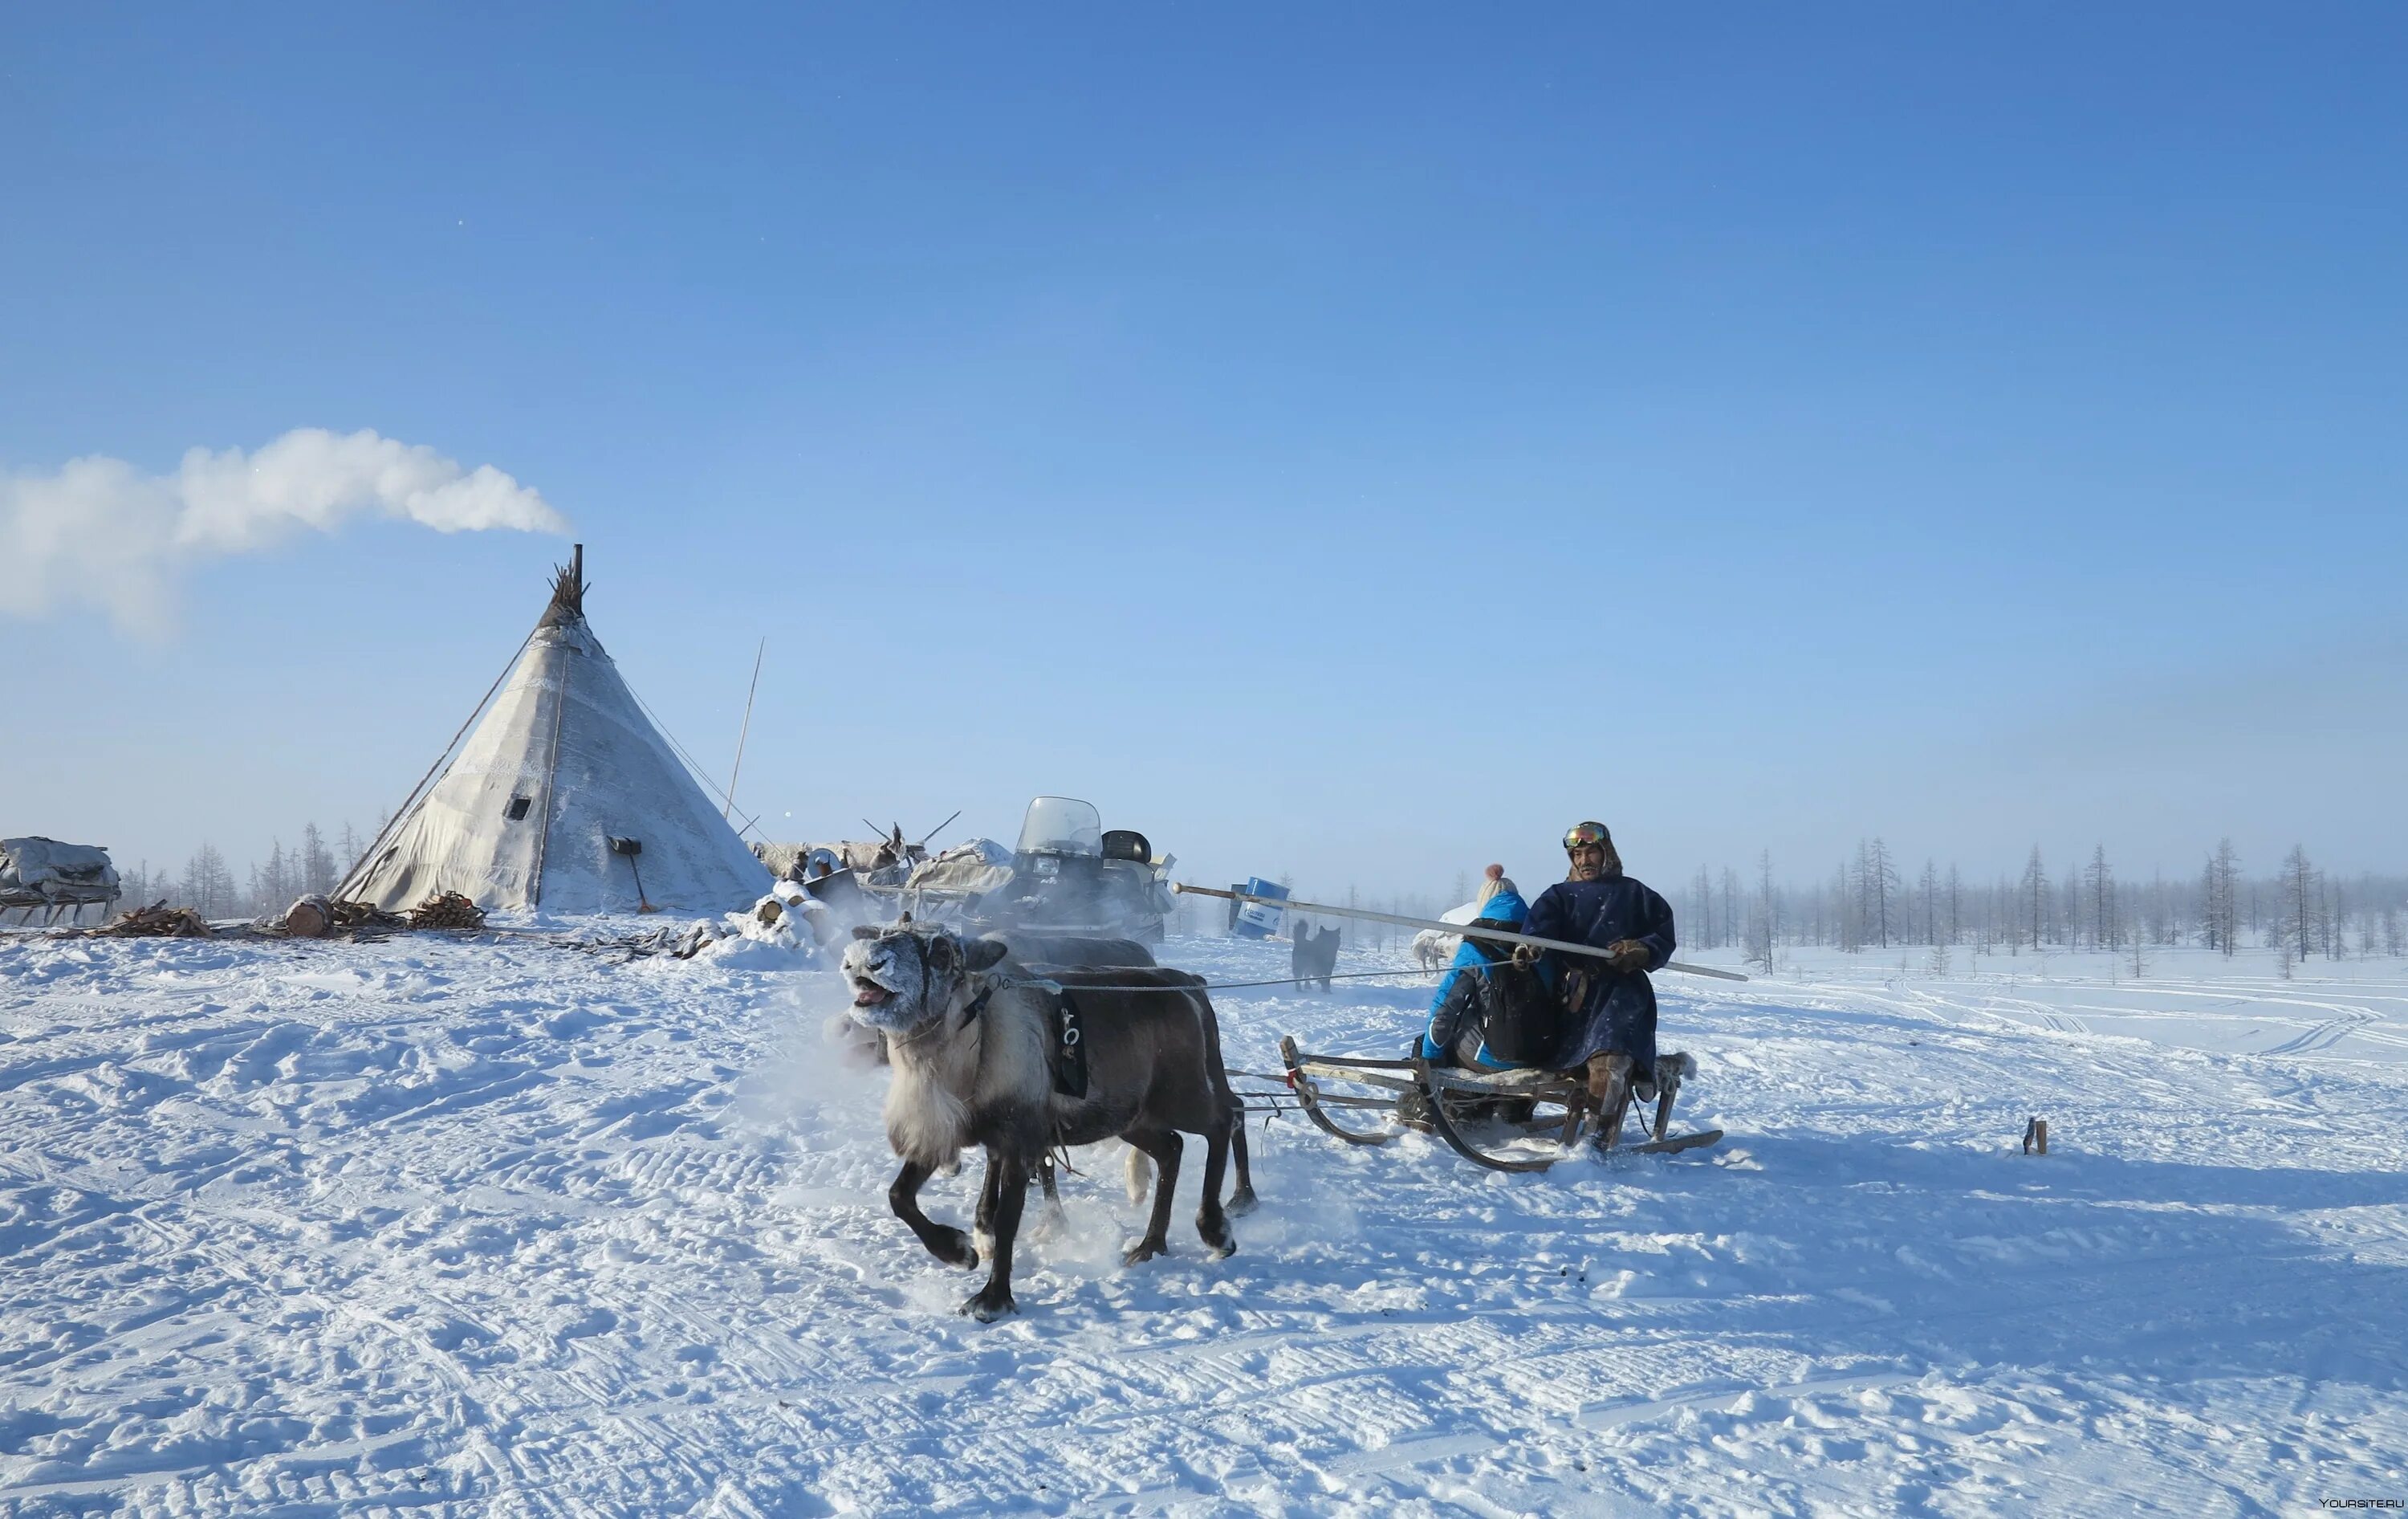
[1563,822,1611,851]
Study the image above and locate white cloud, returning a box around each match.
[0,428,567,637]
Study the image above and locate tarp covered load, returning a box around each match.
[340,551,772,916]
[1,837,121,907]
[755,841,901,879]
[902,838,1017,896]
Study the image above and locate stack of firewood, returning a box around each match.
[332,899,406,931]
[408,891,486,931]
[90,902,213,939]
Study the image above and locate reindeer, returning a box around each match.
[843,922,1247,1321]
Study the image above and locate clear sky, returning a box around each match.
[4,4,2402,902]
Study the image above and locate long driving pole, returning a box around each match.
[724,637,765,822]
[1172,883,1749,981]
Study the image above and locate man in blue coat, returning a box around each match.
[1518,821,1677,1144]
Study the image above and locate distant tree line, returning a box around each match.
[1260,842,2405,975]
[128,831,2405,967]
[1673,839,2408,975]
[117,823,364,921]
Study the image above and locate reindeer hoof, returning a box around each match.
[961,1288,1018,1321]
[1123,1240,1167,1266]
[1204,1235,1237,1262]
[1224,1188,1259,1218]
[928,1227,979,1269]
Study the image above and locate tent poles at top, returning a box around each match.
[725,637,765,823]
[333,625,536,901]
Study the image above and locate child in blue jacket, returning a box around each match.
[1418,865,1531,1069]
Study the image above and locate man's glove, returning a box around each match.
[1605,939,1653,973]
[1414,1035,1443,1062]
[1511,943,1540,970]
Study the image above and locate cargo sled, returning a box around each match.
[1275,1036,1720,1173]
[2,837,122,926]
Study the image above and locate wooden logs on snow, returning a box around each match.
[408,891,486,931]
[283,894,334,938]
[283,897,406,936]
[332,900,405,931]
[88,901,213,939]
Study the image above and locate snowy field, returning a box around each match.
[3,927,2406,1516]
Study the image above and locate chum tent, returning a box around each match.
[340,548,772,915]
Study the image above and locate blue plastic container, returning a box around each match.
[1231,878,1289,939]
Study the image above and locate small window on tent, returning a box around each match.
[506,796,533,821]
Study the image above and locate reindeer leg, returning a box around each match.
[1224,1107,1258,1217]
[1037,1153,1060,1205]
[889,1159,978,1269]
[974,1153,1004,1262]
[1196,1120,1236,1260]
[963,1150,1027,1322]
[1122,1128,1182,1265]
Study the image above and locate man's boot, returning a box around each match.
[1585,1053,1635,1151]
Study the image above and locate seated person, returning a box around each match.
[1416,865,1536,1070]
[1519,820,1677,1122]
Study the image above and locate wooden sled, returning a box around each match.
[1277,1036,1720,1174]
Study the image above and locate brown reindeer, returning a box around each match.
[843,922,1247,1321]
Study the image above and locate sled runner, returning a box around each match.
[1275,1036,1721,1173]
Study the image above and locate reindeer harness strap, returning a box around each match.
[960,983,995,1025]
[1050,991,1088,1099]
[1007,977,1088,1098]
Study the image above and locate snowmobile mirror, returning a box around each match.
[1101,829,1151,863]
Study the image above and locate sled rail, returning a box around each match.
[1279,1035,1720,1172]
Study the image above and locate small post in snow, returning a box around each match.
[2022,1116,2048,1155]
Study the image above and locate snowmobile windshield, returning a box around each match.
[1015,796,1104,857]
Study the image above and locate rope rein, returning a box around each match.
[1035,964,1465,995]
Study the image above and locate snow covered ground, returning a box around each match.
[3,926,2405,1515]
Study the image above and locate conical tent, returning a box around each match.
[341,548,772,915]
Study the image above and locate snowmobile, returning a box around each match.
[861,796,1176,943]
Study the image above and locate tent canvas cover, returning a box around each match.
[341,548,771,916]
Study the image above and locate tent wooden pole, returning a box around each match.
[334,626,535,901]
[1172,883,1749,982]
[527,623,575,910]
[724,637,764,822]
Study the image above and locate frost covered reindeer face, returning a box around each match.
[840,924,1006,1036]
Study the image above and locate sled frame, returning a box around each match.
[1276,1036,1719,1173]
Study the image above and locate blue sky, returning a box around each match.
[3,4,2402,901]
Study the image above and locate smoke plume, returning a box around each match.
[1,428,567,637]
